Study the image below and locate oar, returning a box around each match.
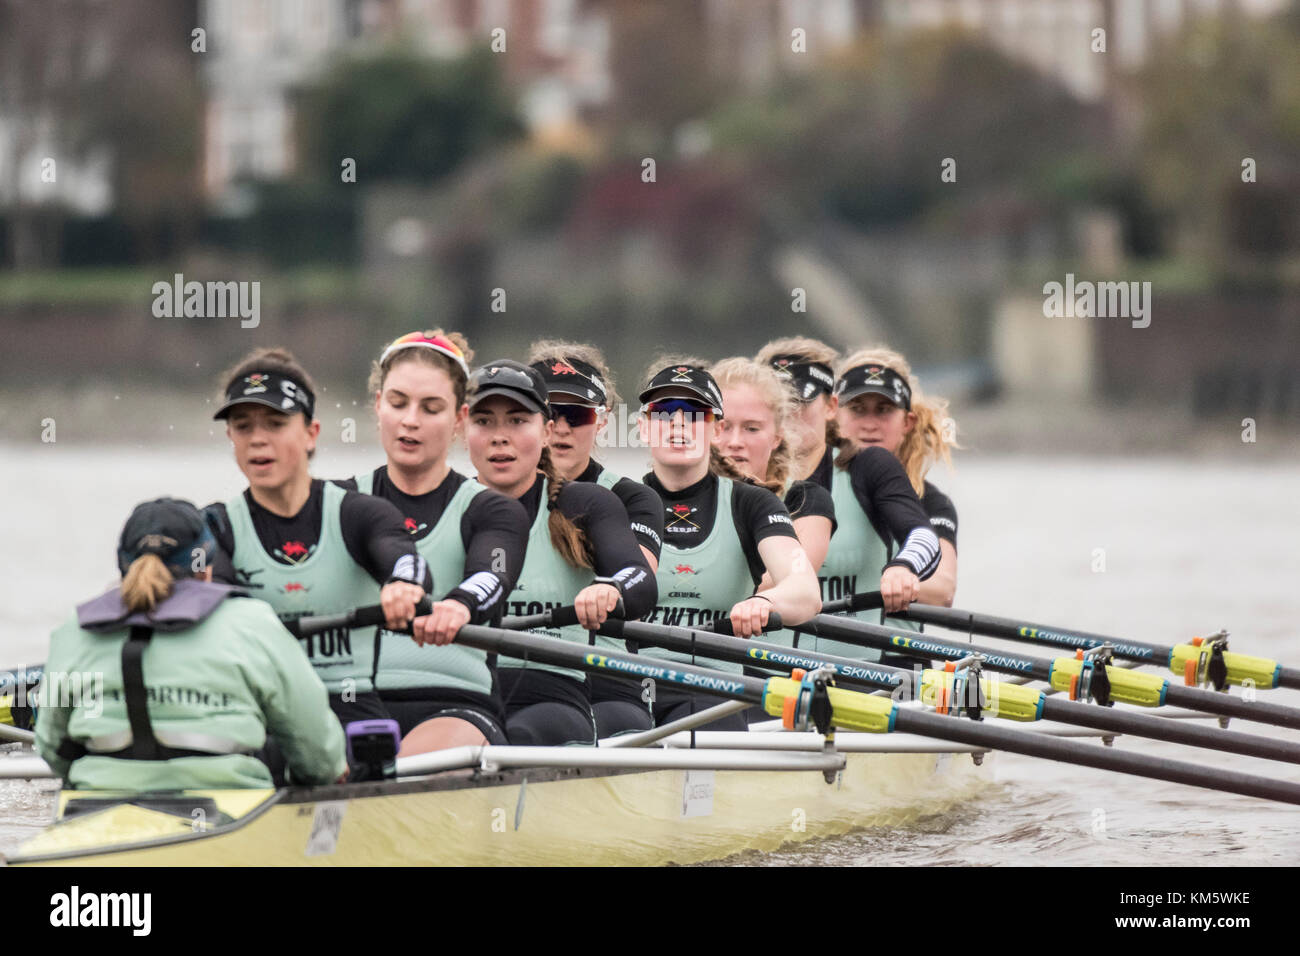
[800,611,1300,732]
[823,592,1300,692]
[500,605,772,638]
[525,609,1300,766]
[446,621,1300,806]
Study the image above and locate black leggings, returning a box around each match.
[590,675,654,738]
[498,668,596,746]
[593,675,751,733]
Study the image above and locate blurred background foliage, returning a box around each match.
[2,2,1298,413]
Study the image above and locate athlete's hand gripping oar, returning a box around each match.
[890,602,1300,692]
[801,611,1300,732]
[288,597,436,638]
[591,618,1300,766]
[501,604,786,638]
[448,622,1300,807]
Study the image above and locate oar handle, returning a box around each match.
[290,597,435,637]
[819,591,884,615]
[502,604,783,636]
[709,611,784,636]
[503,597,628,632]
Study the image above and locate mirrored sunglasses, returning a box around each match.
[643,398,717,423]
[549,404,603,428]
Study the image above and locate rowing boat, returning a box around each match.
[7,721,992,866]
[11,595,1300,866]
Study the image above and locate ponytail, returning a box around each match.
[121,553,175,613]
[707,446,783,494]
[898,397,957,495]
[764,435,793,494]
[538,447,594,570]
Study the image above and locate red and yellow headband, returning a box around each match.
[379,332,469,376]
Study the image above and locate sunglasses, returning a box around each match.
[643,398,717,423]
[549,404,603,428]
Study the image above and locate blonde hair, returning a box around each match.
[121,554,174,613]
[834,346,958,494]
[755,336,839,369]
[368,329,475,404]
[526,339,622,409]
[709,356,796,494]
[537,446,594,570]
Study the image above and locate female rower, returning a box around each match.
[526,341,665,571]
[833,347,959,608]
[711,356,835,576]
[754,336,841,486]
[465,360,657,746]
[36,498,345,791]
[595,359,822,732]
[526,341,667,737]
[337,331,529,755]
[793,353,945,661]
[203,347,431,725]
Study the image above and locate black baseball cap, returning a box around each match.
[769,355,836,402]
[530,357,608,407]
[638,364,725,416]
[214,370,315,420]
[467,360,549,415]
[117,498,216,576]
[834,363,913,411]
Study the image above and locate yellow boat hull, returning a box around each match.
[8,749,989,866]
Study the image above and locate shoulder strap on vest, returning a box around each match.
[121,625,159,761]
[56,624,253,765]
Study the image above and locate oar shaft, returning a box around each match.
[894,709,1300,807]
[899,605,1165,662]
[455,622,1300,804]
[807,614,1300,732]
[454,624,771,703]
[1038,698,1300,764]
[611,620,910,692]
[900,604,1298,691]
[625,618,1300,765]
[806,614,1052,680]
[1161,684,1300,730]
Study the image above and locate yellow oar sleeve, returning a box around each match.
[1168,644,1281,690]
[762,676,896,734]
[1049,657,1169,707]
[919,670,1044,722]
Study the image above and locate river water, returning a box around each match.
[2,442,1298,864]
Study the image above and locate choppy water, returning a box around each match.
[3,442,1298,864]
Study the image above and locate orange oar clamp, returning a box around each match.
[781,666,835,738]
[937,654,984,721]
